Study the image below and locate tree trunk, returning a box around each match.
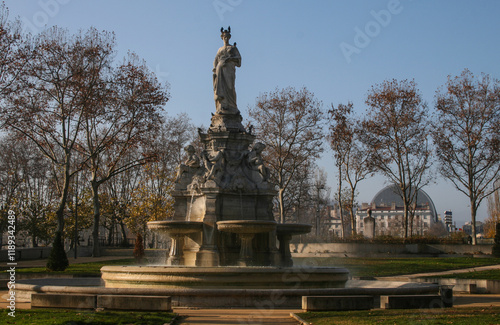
[91,180,102,257]
[55,155,72,233]
[403,203,409,239]
[107,220,114,246]
[470,199,477,245]
[279,188,285,224]
[338,165,344,238]
[119,221,128,246]
[350,188,356,236]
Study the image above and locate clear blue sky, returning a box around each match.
[4,0,500,226]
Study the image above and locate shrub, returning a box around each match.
[46,231,69,271]
[133,233,145,263]
[492,223,500,257]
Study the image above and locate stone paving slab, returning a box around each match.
[173,308,301,325]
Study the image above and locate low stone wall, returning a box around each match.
[0,247,52,262]
[414,278,500,294]
[290,243,493,257]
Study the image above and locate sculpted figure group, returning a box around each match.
[175,143,270,190]
[174,27,270,191]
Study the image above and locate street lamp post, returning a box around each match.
[74,174,79,259]
[315,183,325,238]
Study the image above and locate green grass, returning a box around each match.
[1,308,175,325]
[9,259,137,276]
[294,256,500,277]
[425,269,500,280]
[8,256,500,278]
[297,307,500,325]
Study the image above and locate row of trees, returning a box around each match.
[1,3,498,268]
[327,72,500,244]
[247,71,499,245]
[0,5,197,264]
[0,113,194,246]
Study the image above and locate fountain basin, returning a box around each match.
[101,265,349,289]
[16,276,441,308]
[276,223,312,236]
[147,220,203,235]
[216,220,277,234]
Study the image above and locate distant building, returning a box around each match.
[356,185,438,237]
[327,204,347,238]
[462,221,485,237]
[444,210,454,232]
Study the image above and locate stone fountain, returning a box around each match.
[100,27,349,302]
[16,28,441,310]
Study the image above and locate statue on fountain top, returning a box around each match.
[213,26,241,115]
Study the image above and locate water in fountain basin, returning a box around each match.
[187,191,195,221]
[238,190,243,219]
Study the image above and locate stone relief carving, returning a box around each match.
[202,148,225,183]
[247,142,269,183]
[175,145,201,183]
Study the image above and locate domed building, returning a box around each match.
[356,185,438,237]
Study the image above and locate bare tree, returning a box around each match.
[0,133,59,248]
[81,52,169,256]
[312,168,330,238]
[286,160,314,224]
[0,3,24,120]
[359,79,432,239]
[328,103,373,236]
[247,87,324,223]
[2,27,115,234]
[0,133,27,247]
[432,69,500,245]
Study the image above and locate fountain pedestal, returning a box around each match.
[147,221,203,266]
[277,223,312,267]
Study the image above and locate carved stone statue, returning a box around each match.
[247,142,269,182]
[202,148,225,182]
[213,26,241,114]
[175,145,201,183]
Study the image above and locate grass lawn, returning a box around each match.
[1,308,175,325]
[5,256,500,278]
[425,269,500,280]
[297,306,500,325]
[293,256,500,277]
[8,258,137,276]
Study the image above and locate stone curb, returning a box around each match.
[169,313,180,325]
[290,312,309,325]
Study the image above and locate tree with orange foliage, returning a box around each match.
[125,115,194,245]
[328,102,373,236]
[485,180,500,238]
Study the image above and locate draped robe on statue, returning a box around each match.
[213,44,241,114]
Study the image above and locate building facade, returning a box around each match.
[356,185,438,237]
